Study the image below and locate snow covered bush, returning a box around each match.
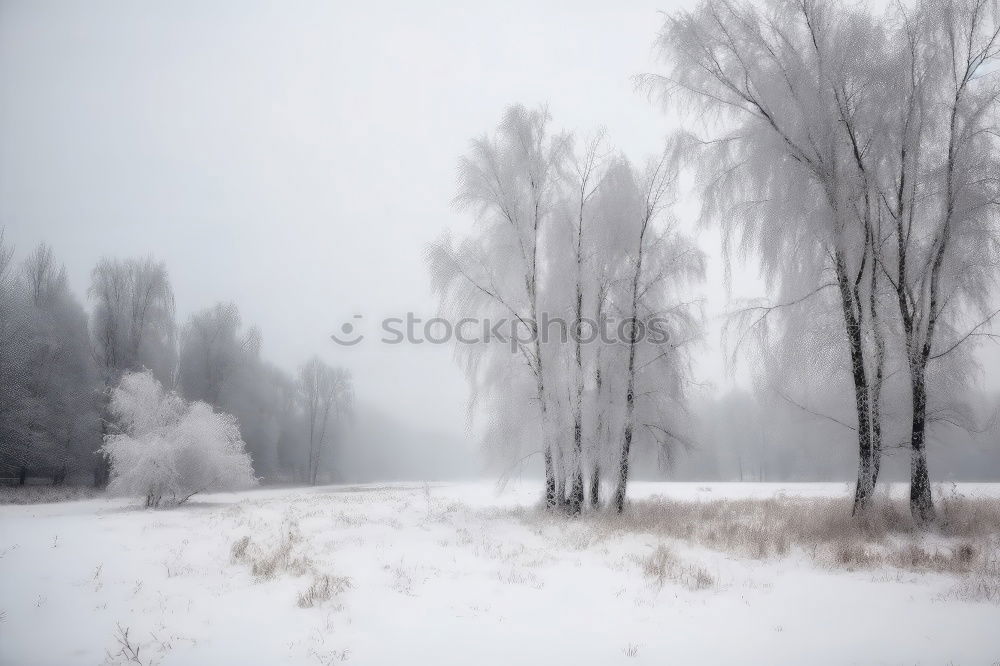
[101,370,257,507]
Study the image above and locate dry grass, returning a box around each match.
[639,544,715,591]
[230,520,310,580]
[297,574,352,608]
[503,492,1000,601]
[231,520,352,610]
[229,535,251,562]
[952,537,1000,603]
[0,485,101,505]
[594,494,1000,565]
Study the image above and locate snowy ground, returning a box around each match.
[2,481,1000,665]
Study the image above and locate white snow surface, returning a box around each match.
[2,481,999,665]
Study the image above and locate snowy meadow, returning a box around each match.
[6,0,1000,663]
[3,482,1000,665]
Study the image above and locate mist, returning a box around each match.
[5,1,1000,663]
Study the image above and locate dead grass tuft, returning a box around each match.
[230,520,310,580]
[230,535,250,563]
[297,574,352,608]
[638,544,715,591]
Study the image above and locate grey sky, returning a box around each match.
[1,0,804,441]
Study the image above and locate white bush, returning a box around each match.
[102,371,258,507]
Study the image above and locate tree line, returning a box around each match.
[433,0,1000,523]
[0,235,351,486]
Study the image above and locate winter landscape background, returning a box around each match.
[3,0,1000,663]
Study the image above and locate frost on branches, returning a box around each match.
[101,370,258,507]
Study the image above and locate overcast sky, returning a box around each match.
[1,0,782,441]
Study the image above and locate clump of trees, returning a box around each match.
[651,0,1000,522]
[428,106,704,513]
[101,371,257,507]
[0,238,100,484]
[434,0,1000,524]
[0,236,353,487]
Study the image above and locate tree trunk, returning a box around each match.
[835,252,875,515]
[94,402,111,488]
[543,446,556,509]
[554,443,567,510]
[568,466,584,514]
[567,398,584,514]
[615,217,646,514]
[909,368,936,523]
[590,299,607,511]
[589,462,600,508]
[614,306,640,514]
[868,243,886,493]
[567,363,584,513]
[613,420,633,514]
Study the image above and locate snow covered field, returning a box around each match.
[3,481,1000,665]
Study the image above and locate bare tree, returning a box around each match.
[89,257,176,387]
[298,357,352,485]
[179,302,251,405]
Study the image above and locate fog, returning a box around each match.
[2,0,998,484]
[7,3,1000,662]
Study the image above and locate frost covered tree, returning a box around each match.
[20,244,101,481]
[652,0,1000,522]
[0,233,33,480]
[428,104,571,509]
[101,370,257,507]
[596,153,705,513]
[0,236,101,484]
[652,0,904,515]
[563,133,608,512]
[860,0,1000,521]
[430,106,703,513]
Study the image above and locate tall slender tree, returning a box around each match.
[428,104,570,509]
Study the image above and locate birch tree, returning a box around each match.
[597,154,705,513]
[428,104,570,509]
[654,0,1000,522]
[549,132,608,512]
[868,0,1000,521]
[653,0,893,514]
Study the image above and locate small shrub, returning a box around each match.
[101,371,257,508]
